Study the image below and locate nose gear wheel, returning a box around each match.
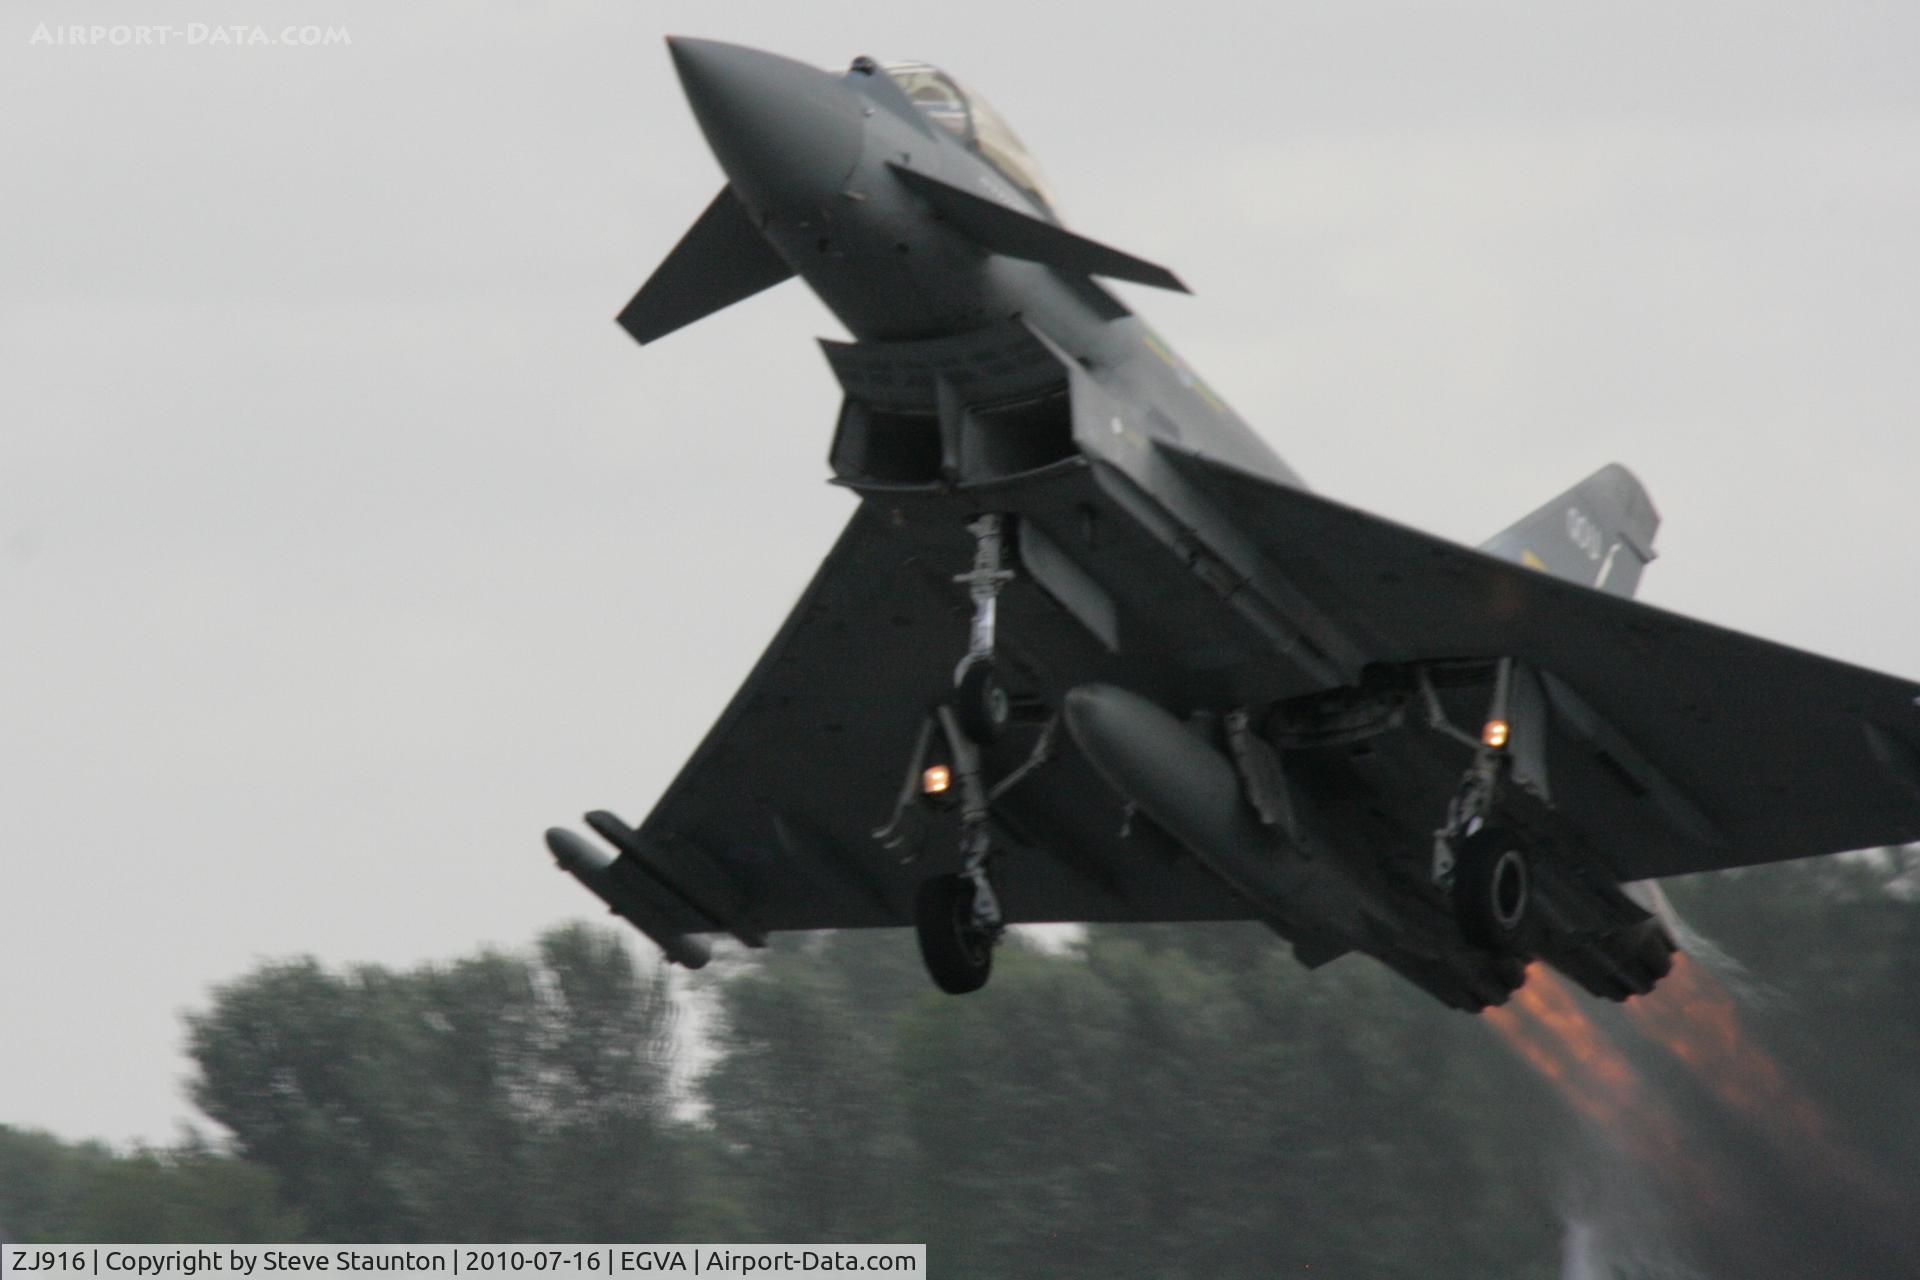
[915,872,995,993]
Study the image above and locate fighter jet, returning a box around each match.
[545,38,1920,1011]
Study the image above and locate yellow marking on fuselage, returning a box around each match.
[1521,549,1549,571]
[1141,330,1228,413]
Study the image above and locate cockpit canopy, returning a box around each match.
[884,61,1057,215]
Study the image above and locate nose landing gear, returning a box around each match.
[951,514,1015,743]
[915,842,1001,994]
[907,513,1022,992]
[955,658,1011,745]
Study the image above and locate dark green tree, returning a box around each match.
[185,923,692,1241]
[695,930,923,1242]
[0,1127,302,1242]
[18,842,1909,1271]
[875,926,1558,1279]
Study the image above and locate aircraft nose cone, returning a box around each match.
[667,37,864,213]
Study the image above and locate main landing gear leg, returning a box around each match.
[1426,660,1534,959]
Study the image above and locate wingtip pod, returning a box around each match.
[545,824,607,874]
[545,827,713,969]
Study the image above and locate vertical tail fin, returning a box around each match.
[1481,464,1660,598]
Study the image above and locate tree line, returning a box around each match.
[4,851,1916,1277]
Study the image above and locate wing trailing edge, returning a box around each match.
[1159,443,1920,879]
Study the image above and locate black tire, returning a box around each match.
[955,659,1011,744]
[1453,827,1532,952]
[915,874,994,994]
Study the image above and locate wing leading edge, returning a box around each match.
[610,502,948,937]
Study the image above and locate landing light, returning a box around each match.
[1482,719,1510,749]
[922,764,952,795]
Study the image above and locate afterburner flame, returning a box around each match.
[1489,954,1913,1270]
[1485,966,1721,1206]
[1626,955,1820,1137]
[1626,953,1894,1206]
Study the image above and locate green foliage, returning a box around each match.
[0,1128,302,1242]
[693,931,920,1242]
[10,853,1914,1275]
[739,927,1560,1279]
[1664,850,1920,1186]
[183,923,693,1241]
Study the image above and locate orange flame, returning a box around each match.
[1626,953,1895,1206]
[1625,954,1820,1138]
[1485,966,1723,1207]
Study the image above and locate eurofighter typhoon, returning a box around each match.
[545,39,1920,1011]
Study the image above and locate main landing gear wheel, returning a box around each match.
[915,873,994,994]
[955,659,1011,744]
[1453,827,1532,952]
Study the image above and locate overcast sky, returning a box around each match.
[5,2,1918,1145]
